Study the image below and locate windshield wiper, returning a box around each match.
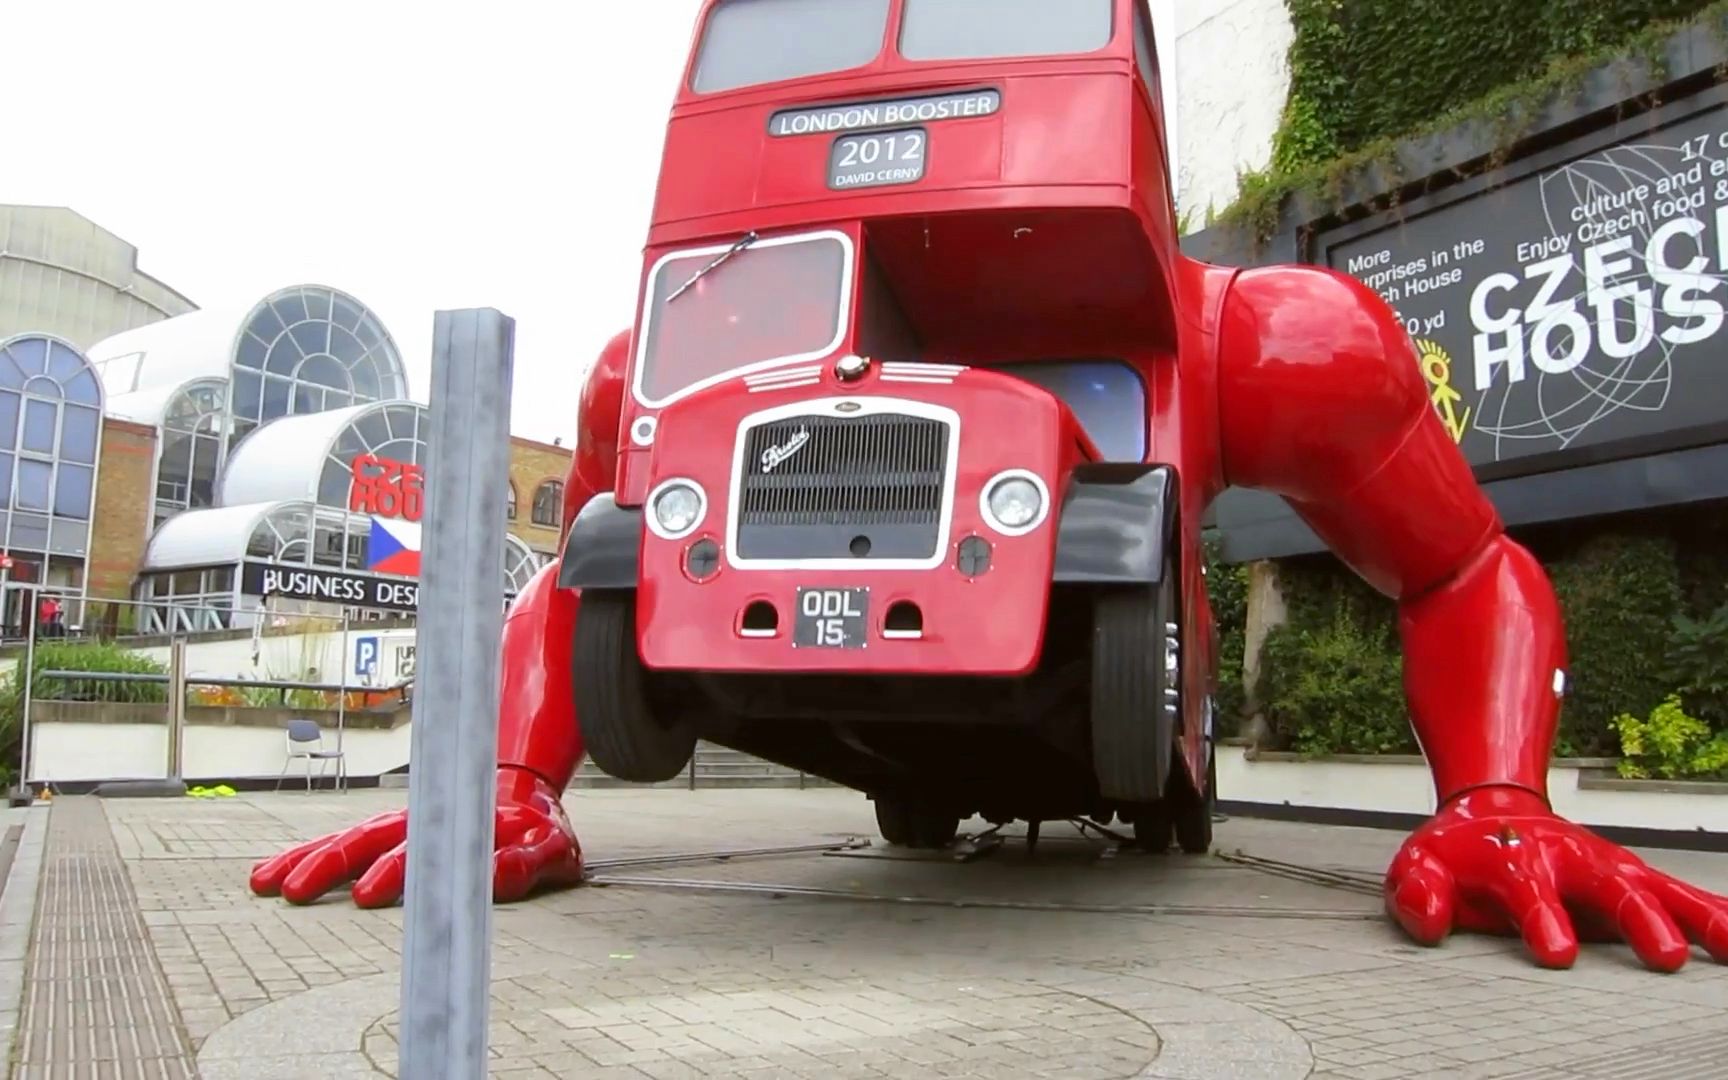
[667,231,759,303]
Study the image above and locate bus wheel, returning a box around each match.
[572,591,695,784]
[1091,563,1179,804]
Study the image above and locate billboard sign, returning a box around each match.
[1319,89,1728,479]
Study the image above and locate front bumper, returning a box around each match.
[560,464,1175,677]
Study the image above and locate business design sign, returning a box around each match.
[241,561,420,613]
[1320,90,1728,478]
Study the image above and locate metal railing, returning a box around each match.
[6,587,414,790]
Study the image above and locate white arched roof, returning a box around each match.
[221,400,428,507]
[106,376,229,429]
[86,283,409,409]
[87,305,247,397]
[142,503,279,569]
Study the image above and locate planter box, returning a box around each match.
[30,700,408,730]
[1218,744,1727,850]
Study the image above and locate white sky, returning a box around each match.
[5,0,707,445]
[5,0,1178,447]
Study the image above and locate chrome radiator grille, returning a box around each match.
[735,412,950,560]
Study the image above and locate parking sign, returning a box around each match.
[355,635,380,677]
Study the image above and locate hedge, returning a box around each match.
[1213,504,1728,771]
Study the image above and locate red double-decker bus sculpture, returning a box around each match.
[254,0,1728,974]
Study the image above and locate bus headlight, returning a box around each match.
[647,479,706,539]
[981,470,1048,536]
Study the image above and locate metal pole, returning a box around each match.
[19,585,38,789]
[398,309,515,1080]
[336,611,349,793]
[167,637,187,781]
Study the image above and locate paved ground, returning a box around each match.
[5,789,1728,1079]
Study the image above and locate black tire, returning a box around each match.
[572,591,695,784]
[874,799,915,846]
[1169,751,1214,854]
[1130,803,1173,853]
[874,798,960,850]
[1091,562,1179,804]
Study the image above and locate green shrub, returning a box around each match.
[1613,695,1728,779]
[1548,533,1682,756]
[1203,538,1251,732]
[1258,602,1412,756]
[1664,602,1728,731]
[0,642,169,768]
[1248,555,1410,755]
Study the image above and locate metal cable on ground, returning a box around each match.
[1213,851,1385,897]
[583,838,871,875]
[585,874,1382,922]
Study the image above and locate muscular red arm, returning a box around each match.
[250,330,630,907]
[1212,261,1728,971]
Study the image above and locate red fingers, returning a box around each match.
[249,834,335,897]
[1646,875,1728,964]
[1385,844,1456,947]
[1488,852,1578,970]
[353,842,409,909]
[494,819,585,903]
[279,812,409,905]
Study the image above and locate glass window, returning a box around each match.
[64,370,100,406]
[54,464,93,520]
[532,481,563,527]
[21,399,57,455]
[60,406,99,465]
[273,294,307,325]
[15,459,51,511]
[266,339,300,376]
[231,370,262,419]
[0,355,24,390]
[638,234,849,405]
[1133,1,1160,102]
[900,0,1113,61]
[994,360,1148,462]
[691,0,889,93]
[47,342,85,382]
[6,338,46,376]
[0,392,17,446]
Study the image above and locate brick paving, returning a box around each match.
[5,788,1727,1077]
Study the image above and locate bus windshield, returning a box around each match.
[899,0,1115,61]
[691,0,890,94]
[635,233,852,407]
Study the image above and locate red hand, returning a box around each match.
[1386,787,1728,972]
[248,766,583,908]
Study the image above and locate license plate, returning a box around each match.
[828,129,927,191]
[793,587,869,649]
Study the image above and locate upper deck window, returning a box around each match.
[899,0,1114,61]
[636,232,852,407]
[691,0,890,94]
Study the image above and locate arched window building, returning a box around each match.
[94,285,410,512]
[0,334,104,633]
[71,281,571,634]
[134,402,543,631]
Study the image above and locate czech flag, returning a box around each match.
[368,516,422,577]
